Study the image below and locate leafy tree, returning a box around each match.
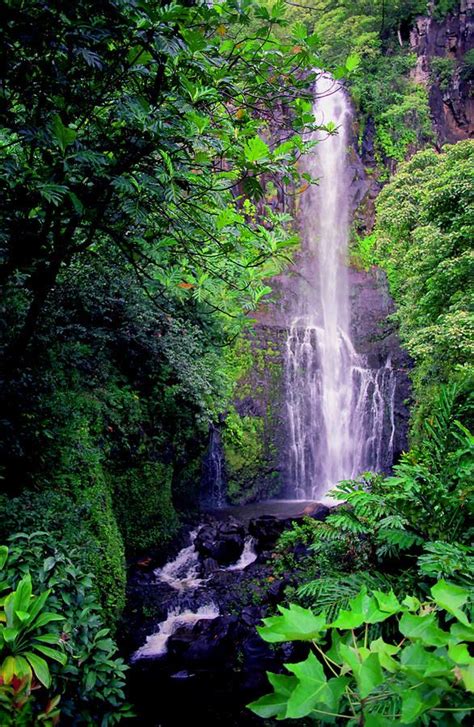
[0,0,327,369]
[359,141,474,438]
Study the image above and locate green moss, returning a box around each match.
[112,461,179,554]
[223,409,266,504]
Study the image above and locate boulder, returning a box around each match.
[248,515,286,551]
[195,518,245,565]
[167,615,239,668]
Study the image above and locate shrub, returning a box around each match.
[1,533,132,724]
[0,545,66,725]
[249,581,474,724]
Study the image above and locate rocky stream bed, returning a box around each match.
[120,504,330,726]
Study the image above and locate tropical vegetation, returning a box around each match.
[0,0,472,723]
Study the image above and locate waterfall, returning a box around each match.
[202,424,226,508]
[285,72,396,500]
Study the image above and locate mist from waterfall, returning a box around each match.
[285,73,396,500]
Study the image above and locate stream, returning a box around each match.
[123,506,313,726]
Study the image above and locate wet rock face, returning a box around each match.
[248,515,287,552]
[167,615,240,668]
[410,2,474,144]
[195,518,245,565]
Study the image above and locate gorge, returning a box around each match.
[0,1,472,725]
[125,71,413,725]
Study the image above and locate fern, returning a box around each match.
[418,541,474,588]
[324,511,369,535]
[376,528,424,558]
[297,571,396,621]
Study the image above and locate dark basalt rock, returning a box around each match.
[248,515,286,551]
[195,517,245,565]
[167,615,239,669]
[310,503,331,521]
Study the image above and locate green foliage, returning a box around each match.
[269,1,433,167]
[461,49,474,80]
[249,581,474,724]
[374,82,433,163]
[363,141,474,440]
[279,384,473,626]
[0,0,323,635]
[431,56,456,91]
[0,569,64,712]
[297,571,403,621]
[223,409,267,504]
[0,0,321,357]
[1,532,132,724]
[418,542,474,587]
[317,408,471,557]
[112,462,178,554]
[433,0,459,20]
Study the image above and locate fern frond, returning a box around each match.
[325,511,368,535]
[297,571,395,621]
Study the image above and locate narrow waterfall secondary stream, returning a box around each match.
[286,73,396,500]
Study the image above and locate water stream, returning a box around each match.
[132,530,257,661]
[285,73,396,500]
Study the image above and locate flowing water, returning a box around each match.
[202,424,226,508]
[285,73,396,500]
[132,530,257,660]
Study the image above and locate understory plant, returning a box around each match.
[0,545,66,725]
[249,581,474,725]
[1,533,132,724]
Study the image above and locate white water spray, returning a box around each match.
[285,73,396,499]
[132,603,220,660]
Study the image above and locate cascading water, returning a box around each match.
[202,424,226,508]
[285,72,396,500]
[132,529,257,660]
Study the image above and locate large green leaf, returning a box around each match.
[26,589,51,627]
[330,588,394,629]
[431,579,470,625]
[34,643,67,666]
[357,652,384,698]
[13,574,32,615]
[345,53,361,72]
[448,641,473,665]
[1,655,17,683]
[369,637,400,672]
[244,135,270,163]
[399,612,450,647]
[285,652,330,718]
[460,664,474,692]
[51,115,77,153]
[3,626,19,643]
[451,621,474,643]
[257,604,326,643]
[373,590,402,613]
[400,687,439,723]
[31,611,65,629]
[400,643,447,679]
[25,651,51,688]
[247,673,297,719]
